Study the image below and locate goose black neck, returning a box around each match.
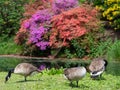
[104,59,108,67]
[5,69,14,83]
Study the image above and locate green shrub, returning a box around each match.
[79,0,86,3]
[89,39,112,58]
[71,39,86,58]
[64,48,75,59]
[0,0,29,37]
[42,68,64,75]
[107,40,120,61]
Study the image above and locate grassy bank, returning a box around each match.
[0,72,120,90]
[0,70,120,90]
[0,37,22,55]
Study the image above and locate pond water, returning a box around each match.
[0,57,120,76]
[0,57,24,71]
[0,57,90,71]
[106,61,120,76]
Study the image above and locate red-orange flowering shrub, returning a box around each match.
[49,4,99,48]
[14,19,29,45]
[23,0,52,18]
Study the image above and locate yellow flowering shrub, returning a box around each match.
[96,0,120,30]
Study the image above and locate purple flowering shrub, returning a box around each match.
[15,0,79,55]
[23,9,53,50]
[52,0,79,14]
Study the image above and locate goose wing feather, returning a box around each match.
[14,63,38,75]
[89,58,105,72]
[64,67,86,81]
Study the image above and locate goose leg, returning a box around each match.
[76,81,79,87]
[100,74,102,78]
[70,81,72,86]
[24,76,27,81]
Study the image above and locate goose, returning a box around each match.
[89,58,108,79]
[64,66,86,87]
[5,63,41,83]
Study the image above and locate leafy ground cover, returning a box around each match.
[0,65,120,90]
[0,37,22,55]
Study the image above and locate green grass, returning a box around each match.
[0,70,120,90]
[107,40,120,61]
[0,37,22,55]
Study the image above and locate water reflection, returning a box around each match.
[0,57,120,76]
[0,57,24,71]
[106,61,120,76]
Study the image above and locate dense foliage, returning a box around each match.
[107,40,120,61]
[0,0,29,37]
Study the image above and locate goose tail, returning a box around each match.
[90,67,105,78]
[104,59,108,68]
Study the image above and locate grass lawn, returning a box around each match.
[0,71,120,90]
[0,37,22,55]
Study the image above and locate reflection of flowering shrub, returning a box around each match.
[39,64,46,70]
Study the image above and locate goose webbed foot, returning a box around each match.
[76,81,79,87]
[24,76,27,81]
[69,81,73,86]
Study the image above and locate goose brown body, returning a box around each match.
[89,58,108,78]
[14,63,39,76]
[64,67,86,87]
[5,63,41,83]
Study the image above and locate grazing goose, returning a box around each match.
[5,63,41,83]
[89,58,108,79]
[64,66,86,87]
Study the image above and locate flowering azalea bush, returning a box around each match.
[15,0,101,58]
[15,0,79,51]
[49,4,99,48]
[24,9,53,50]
